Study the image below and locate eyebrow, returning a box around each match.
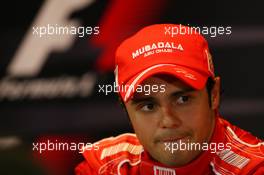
[171,88,194,98]
[131,88,194,105]
[131,97,156,105]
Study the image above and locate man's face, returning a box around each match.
[125,74,220,166]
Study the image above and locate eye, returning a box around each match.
[176,96,189,104]
[140,103,155,112]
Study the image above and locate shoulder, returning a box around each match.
[219,118,262,145]
[212,118,264,175]
[75,133,143,175]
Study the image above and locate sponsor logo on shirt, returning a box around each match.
[153,166,176,175]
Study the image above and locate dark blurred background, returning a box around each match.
[0,0,263,174]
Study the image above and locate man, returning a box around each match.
[75,24,264,175]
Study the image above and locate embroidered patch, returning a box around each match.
[153,166,176,175]
[217,149,250,169]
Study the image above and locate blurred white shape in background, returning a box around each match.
[8,0,94,77]
[0,136,21,150]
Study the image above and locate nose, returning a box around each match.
[159,104,182,129]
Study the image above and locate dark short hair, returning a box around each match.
[205,77,216,107]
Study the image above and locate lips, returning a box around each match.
[161,136,188,143]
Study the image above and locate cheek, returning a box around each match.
[127,111,158,147]
[131,113,154,137]
[186,103,214,142]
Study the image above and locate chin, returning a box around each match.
[156,148,199,167]
[167,151,194,166]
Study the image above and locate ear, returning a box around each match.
[211,77,221,110]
